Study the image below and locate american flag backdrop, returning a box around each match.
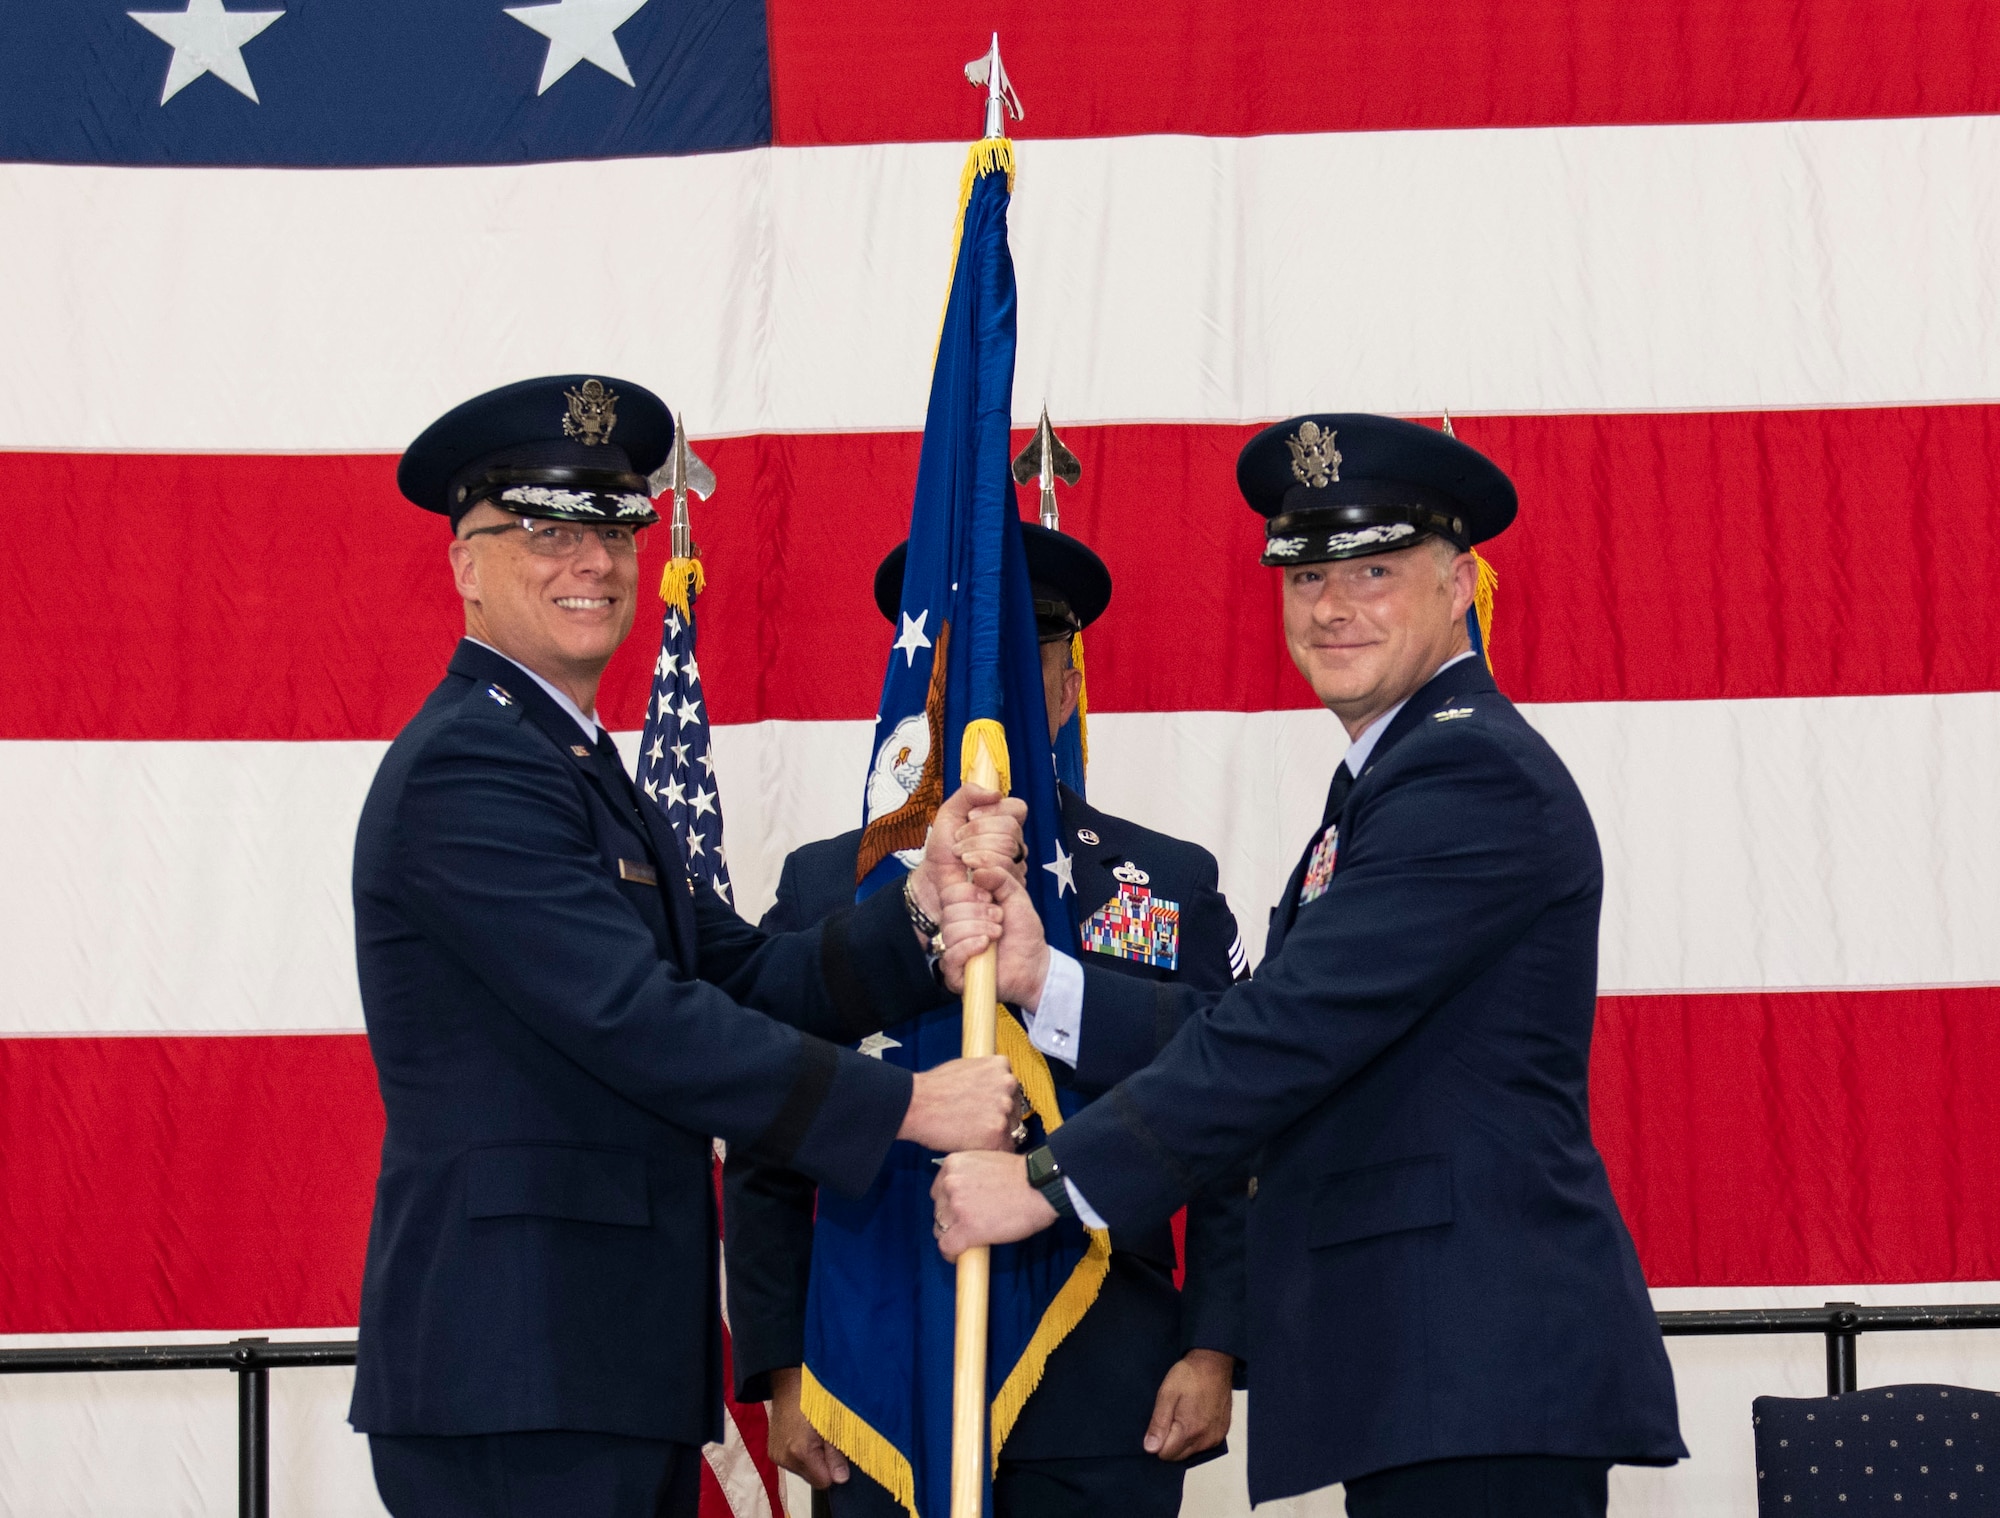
[7,3,2000,1516]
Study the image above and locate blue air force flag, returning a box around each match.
[798,140,1108,1518]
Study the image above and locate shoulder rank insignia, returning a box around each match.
[485,684,514,707]
[1083,875,1179,970]
[1076,828,1100,846]
[563,378,618,446]
[1433,706,1475,722]
[1298,823,1338,906]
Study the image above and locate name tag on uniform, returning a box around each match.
[617,859,658,886]
[1298,824,1338,906]
[1082,882,1180,970]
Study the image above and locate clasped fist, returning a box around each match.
[897,1055,1019,1153]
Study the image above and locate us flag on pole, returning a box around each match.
[633,537,785,1518]
[638,592,733,907]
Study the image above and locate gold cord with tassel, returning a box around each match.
[659,556,705,617]
[1470,548,1499,670]
[1069,632,1089,775]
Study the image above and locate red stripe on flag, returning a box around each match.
[766,0,2000,145]
[11,404,2000,741]
[0,1035,381,1334]
[1592,986,2000,1288]
[6,991,2000,1332]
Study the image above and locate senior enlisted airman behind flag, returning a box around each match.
[795,114,1105,1518]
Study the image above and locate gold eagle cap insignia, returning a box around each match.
[563,379,619,446]
[1286,420,1341,488]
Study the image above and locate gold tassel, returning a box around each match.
[988,1012,1113,1467]
[1069,632,1089,776]
[658,556,705,617]
[960,718,1012,794]
[1471,548,1499,671]
[800,1367,919,1518]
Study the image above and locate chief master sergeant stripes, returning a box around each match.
[932,415,1686,1518]
[347,375,1027,1518]
[725,523,1252,1518]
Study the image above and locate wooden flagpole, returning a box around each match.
[949,731,1004,1518]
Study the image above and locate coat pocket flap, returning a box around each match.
[464,1144,650,1226]
[1308,1153,1452,1248]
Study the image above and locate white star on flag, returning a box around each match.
[670,740,690,768]
[662,776,687,807]
[690,787,717,819]
[675,696,702,725]
[647,734,666,764]
[894,609,933,667]
[505,0,651,95]
[1044,843,1075,897]
[128,0,283,105]
[684,828,705,857]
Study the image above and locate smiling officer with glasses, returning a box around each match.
[348,376,1029,1518]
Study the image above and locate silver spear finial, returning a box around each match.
[1011,406,1081,532]
[1439,410,1456,438]
[964,33,1023,139]
[647,415,716,560]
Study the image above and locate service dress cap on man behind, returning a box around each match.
[874,520,1113,642]
[347,375,1035,1518]
[934,412,1685,1517]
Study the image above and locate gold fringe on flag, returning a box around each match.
[659,556,705,617]
[935,138,1017,351]
[960,718,1012,794]
[800,1368,919,1518]
[1069,632,1089,775]
[988,1011,1112,1468]
[1470,548,1499,671]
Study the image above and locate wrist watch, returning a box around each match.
[1024,1145,1078,1223]
[901,872,945,957]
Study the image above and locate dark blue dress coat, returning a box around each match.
[1044,656,1686,1502]
[722,785,1250,1464]
[348,640,948,1448]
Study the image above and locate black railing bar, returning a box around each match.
[1658,1304,2000,1337]
[0,1339,357,1375]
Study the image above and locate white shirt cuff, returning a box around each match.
[1064,1177,1108,1231]
[1022,950,1084,1068]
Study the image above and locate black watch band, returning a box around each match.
[1024,1145,1077,1223]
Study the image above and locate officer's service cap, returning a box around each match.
[1238,413,1517,568]
[874,523,1113,642]
[398,375,674,529]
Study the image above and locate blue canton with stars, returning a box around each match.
[636,595,733,908]
[0,0,771,167]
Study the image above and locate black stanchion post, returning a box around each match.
[234,1338,271,1518]
[1824,1303,1860,1395]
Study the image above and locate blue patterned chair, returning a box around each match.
[1755,1384,2000,1512]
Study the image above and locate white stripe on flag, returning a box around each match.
[7,114,2000,450]
[5,694,2000,1034]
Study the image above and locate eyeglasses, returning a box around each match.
[461,519,642,558]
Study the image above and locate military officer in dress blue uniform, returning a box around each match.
[349,376,1035,1518]
[724,523,1251,1518]
[932,416,1686,1518]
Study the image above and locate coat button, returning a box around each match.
[1247,1176,1259,1199]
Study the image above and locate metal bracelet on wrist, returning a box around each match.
[902,872,945,957]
